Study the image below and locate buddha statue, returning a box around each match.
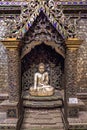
[29,63,54,96]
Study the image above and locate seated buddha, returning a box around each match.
[29,63,54,96]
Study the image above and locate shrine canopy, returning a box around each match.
[2,0,77,40]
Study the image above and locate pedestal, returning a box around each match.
[23,90,63,108]
[0,100,19,118]
[68,99,85,117]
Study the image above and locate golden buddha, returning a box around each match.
[29,63,54,96]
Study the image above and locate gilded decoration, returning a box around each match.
[0,0,80,39]
[1,39,20,49]
[66,38,83,50]
[21,10,66,58]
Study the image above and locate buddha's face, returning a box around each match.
[39,65,45,73]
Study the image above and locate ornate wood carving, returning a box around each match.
[21,11,65,58]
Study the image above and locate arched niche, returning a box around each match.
[21,43,64,92]
[20,10,66,94]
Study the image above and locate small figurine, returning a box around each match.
[29,63,54,96]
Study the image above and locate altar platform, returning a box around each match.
[22,90,63,108]
[20,90,67,130]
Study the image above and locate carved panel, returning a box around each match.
[22,11,65,58]
[7,109,17,118]
[7,49,20,101]
[65,49,77,99]
[77,42,87,93]
[68,107,79,117]
[0,42,8,93]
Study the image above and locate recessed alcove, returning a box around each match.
[21,43,64,92]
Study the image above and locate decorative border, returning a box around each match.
[1,39,20,49]
[0,1,87,6]
[0,0,86,39]
[18,6,67,39]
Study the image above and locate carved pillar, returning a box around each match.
[65,38,82,100]
[65,38,82,117]
[2,39,20,102]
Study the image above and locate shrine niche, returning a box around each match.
[21,43,64,92]
[21,11,65,94]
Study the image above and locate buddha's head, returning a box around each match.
[38,63,45,73]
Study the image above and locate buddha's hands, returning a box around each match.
[39,83,44,86]
[43,81,48,85]
[34,86,37,90]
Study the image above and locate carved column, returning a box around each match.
[65,38,82,100]
[2,39,20,102]
[65,38,82,117]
